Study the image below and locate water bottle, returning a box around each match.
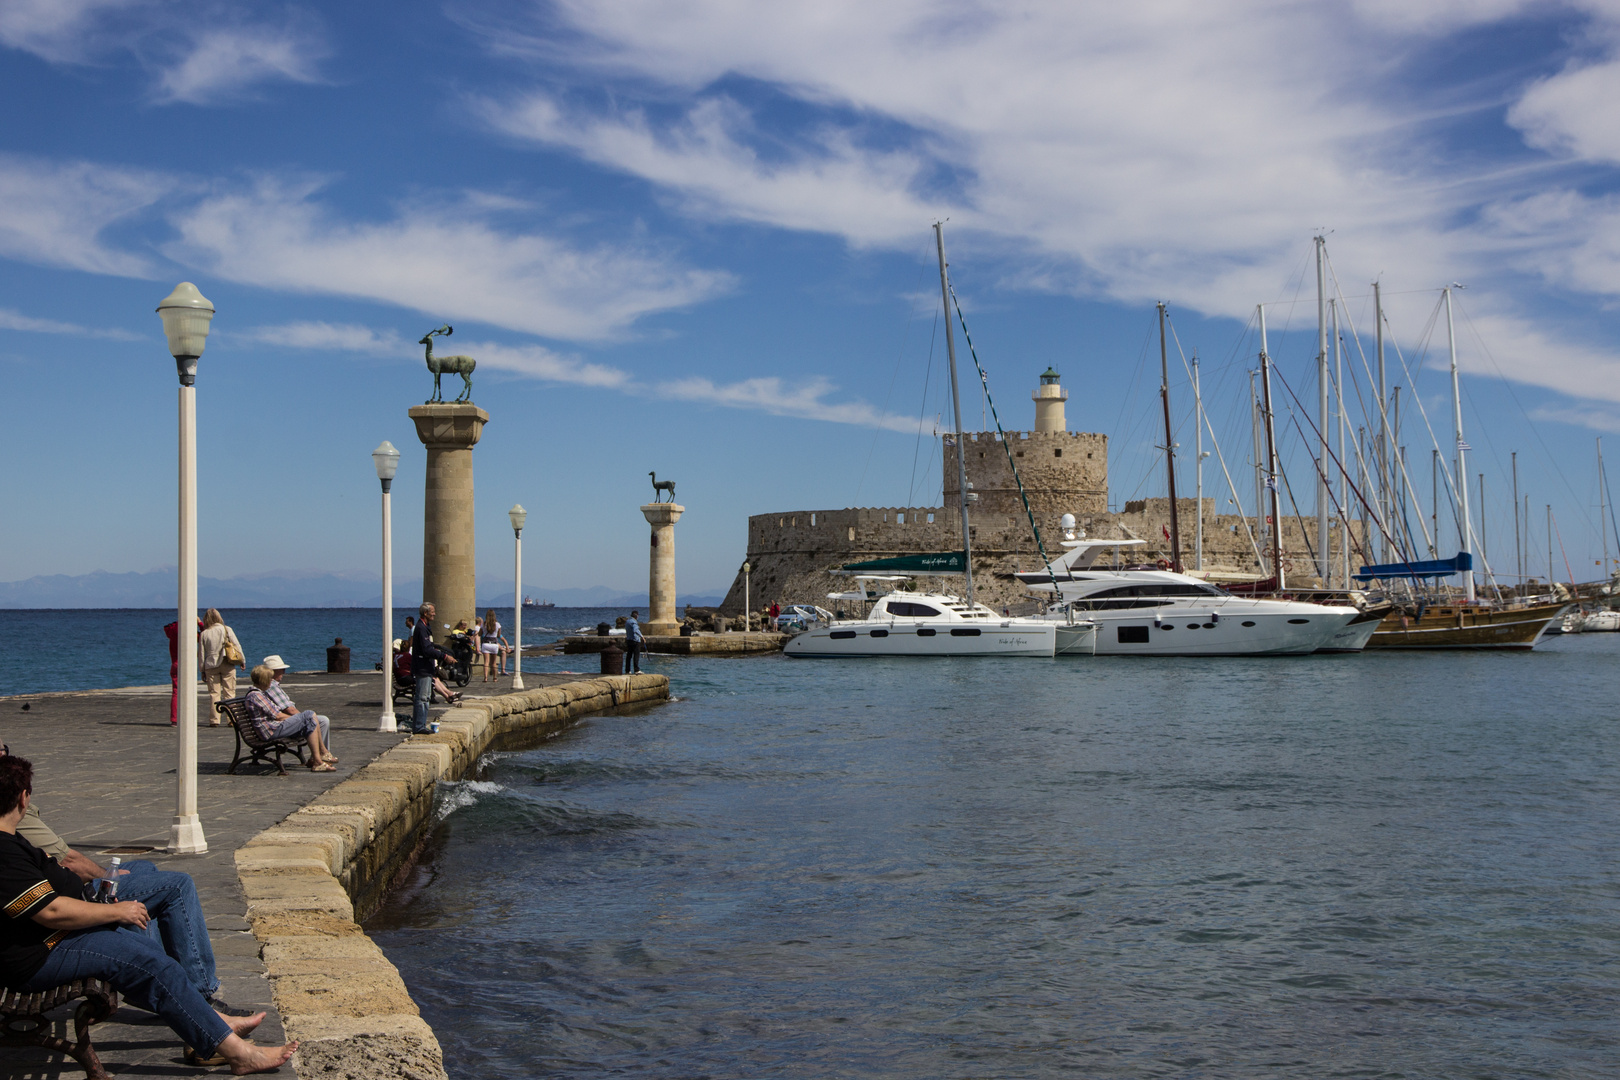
[98,857,121,903]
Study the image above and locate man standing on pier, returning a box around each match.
[411,602,452,734]
[625,610,643,673]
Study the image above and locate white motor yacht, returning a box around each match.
[784,577,1075,658]
[1017,539,1363,656]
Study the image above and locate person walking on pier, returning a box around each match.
[625,610,643,673]
[199,609,243,719]
[411,602,452,734]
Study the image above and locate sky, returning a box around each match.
[4,0,1620,597]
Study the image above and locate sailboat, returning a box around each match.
[783,224,1079,660]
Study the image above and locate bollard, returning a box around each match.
[600,644,624,675]
[596,621,611,637]
[326,638,351,673]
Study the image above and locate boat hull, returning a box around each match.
[1366,602,1569,649]
[1316,604,1393,653]
[1055,622,1097,656]
[784,620,1057,658]
[1078,606,1358,656]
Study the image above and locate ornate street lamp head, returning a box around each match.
[156,282,215,386]
[509,504,527,535]
[372,441,401,491]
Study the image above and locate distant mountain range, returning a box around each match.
[0,569,725,610]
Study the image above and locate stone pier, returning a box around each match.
[409,404,488,634]
[642,501,684,636]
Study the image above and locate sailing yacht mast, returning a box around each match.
[1315,236,1329,585]
[1375,280,1389,563]
[933,222,974,605]
[1194,354,1205,571]
[1600,438,1609,578]
[1445,286,1475,602]
[1333,298,1348,588]
[1250,370,1264,563]
[1158,302,1182,572]
[1259,304,1284,588]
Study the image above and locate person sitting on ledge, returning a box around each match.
[0,743,246,1015]
[245,664,337,772]
[0,756,297,1074]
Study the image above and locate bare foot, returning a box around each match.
[219,1011,265,1038]
[223,1036,296,1075]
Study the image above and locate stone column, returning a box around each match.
[409,404,488,637]
[641,502,685,636]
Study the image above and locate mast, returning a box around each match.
[1158,301,1182,572]
[1251,370,1264,572]
[1315,236,1329,585]
[1512,451,1521,589]
[1375,279,1389,562]
[1194,353,1204,571]
[1431,450,1439,559]
[1547,504,1554,587]
[1600,438,1609,580]
[1446,286,1474,602]
[1333,298,1348,587]
[1259,304,1284,588]
[933,221,974,605]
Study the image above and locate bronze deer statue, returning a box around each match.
[649,471,676,503]
[420,325,476,404]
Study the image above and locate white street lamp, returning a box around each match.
[509,504,527,690]
[373,441,401,731]
[741,560,751,636]
[157,282,214,856]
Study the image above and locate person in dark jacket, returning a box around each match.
[411,602,452,734]
[624,610,643,673]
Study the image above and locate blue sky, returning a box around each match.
[4,0,1620,596]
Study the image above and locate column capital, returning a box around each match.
[642,502,685,526]
[408,403,489,449]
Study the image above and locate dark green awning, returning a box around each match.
[837,551,968,574]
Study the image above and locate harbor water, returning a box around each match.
[367,638,1619,1078]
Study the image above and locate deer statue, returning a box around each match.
[420,325,476,404]
[649,471,676,503]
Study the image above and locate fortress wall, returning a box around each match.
[945,430,1109,519]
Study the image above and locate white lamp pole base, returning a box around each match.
[378,713,398,733]
[169,814,207,854]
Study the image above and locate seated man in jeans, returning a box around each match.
[0,743,249,1014]
[0,755,296,1074]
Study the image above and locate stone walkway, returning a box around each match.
[0,670,583,1080]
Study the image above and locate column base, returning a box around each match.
[643,622,679,637]
[377,713,398,732]
[511,673,525,690]
[168,815,208,854]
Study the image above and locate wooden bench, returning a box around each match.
[0,978,119,1080]
[217,696,309,776]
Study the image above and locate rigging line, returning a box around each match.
[947,283,1057,584]
[1453,297,1596,531]
[1553,510,1577,585]
[1270,365,1378,570]
[1275,396,1320,573]
[855,258,928,506]
[1165,311,1265,567]
[1380,297,1468,547]
[906,308,939,507]
[1605,452,1620,572]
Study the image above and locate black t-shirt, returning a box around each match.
[0,830,84,988]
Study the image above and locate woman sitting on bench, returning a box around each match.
[245,665,337,773]
[0,756,296,1074]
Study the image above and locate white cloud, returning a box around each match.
[0,155,171,276]
[167,178,733,341]
[152,20,329,105]
[656,374,921,431]
[236,321,410,355]
[0,0,132,63]
[0,307,140,340]
[456,339,628,388]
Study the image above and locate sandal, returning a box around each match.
[308,762,336,772]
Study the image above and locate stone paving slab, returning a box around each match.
[0,670,582,1080]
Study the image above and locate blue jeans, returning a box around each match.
[267,709,329,749]
[626,640,642,672]
[413,675,434,732]
[25,926,232,1056]
[118,860,216,998]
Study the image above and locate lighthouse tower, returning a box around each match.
[1033,367,1068,432]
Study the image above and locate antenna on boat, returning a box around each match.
[934,221,974,606]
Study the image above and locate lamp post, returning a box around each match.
[741,560,751,635]
[373,441,401,731]
[157,283,214,855]
[509,504,527,690]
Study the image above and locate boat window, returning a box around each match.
[1117,626,1150,643]
[830,630,856,639]
[1068,598,1173,611]
[1241,621,1256,627]
[886,601,942,617]
[870,629,889,638]
[1287,618,1309,624]
[916,628,937,637]
[950,627,981,637]
[1085,583,1222,598]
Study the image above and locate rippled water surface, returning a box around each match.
[367,640,1620,1078]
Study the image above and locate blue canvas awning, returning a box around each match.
[1353,551,1474,580]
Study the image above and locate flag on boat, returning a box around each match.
[1457,438,1472,452]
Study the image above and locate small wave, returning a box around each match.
[434,779,505,823]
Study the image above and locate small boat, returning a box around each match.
[784,577,1067,658]
[1365,601,1569,649]
[522,596,555,609]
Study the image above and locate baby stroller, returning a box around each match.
[441,630,475,687]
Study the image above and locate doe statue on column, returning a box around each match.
[642,477,684,638]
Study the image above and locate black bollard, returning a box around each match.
[601,644,624,675]
[326,638,351,673]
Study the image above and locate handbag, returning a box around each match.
[223,632,245,667]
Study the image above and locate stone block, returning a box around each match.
[249,911,364,940]
[282,1015,445,1080]
[272,969,421,1018]
[235,844,336,875]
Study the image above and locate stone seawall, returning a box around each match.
[232,674,670,1080]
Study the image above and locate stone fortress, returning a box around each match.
[719,368,1363,614]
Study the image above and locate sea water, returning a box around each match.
[367,637,1619,1078]
[0,607,628,696]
